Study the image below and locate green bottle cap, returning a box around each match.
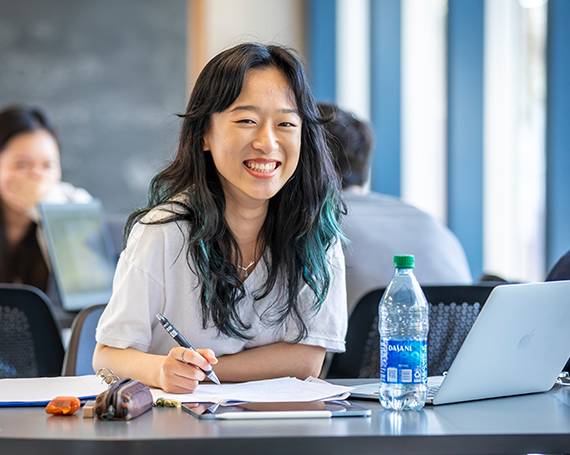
[394,255,415,268]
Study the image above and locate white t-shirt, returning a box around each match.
[96,207,348,356]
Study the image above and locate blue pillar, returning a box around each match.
[370,0,401,197]
[306,0,336,102]
[546,0,570,270]
[447,0,484,280]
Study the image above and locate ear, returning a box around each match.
[202,131,210,152]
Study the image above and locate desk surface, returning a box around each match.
[2,379,570,455]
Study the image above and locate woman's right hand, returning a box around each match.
[158,347,218,393]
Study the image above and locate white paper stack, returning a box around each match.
[150,377,354,405]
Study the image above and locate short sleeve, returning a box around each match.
[95,218,184,352]
[286,240,348,353]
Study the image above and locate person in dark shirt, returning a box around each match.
[0,105,62,292]
[0,105,91,296]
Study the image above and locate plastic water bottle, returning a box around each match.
[379,255,429,411]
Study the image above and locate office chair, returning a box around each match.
[0,283,64,378]
[546,249,570,282]
[62,304,106,376]
[106,213,128,259]
[327,285,497,379]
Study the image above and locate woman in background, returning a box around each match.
[94,43,347,392]
[0,105,91,294]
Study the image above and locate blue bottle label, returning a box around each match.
[380,339,427,384]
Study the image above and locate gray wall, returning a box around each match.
[0,0,187,215]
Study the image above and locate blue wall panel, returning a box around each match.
[307,0,336,103]
[546,0,570,270]
[447,0,484,280]
[370,0,401,197]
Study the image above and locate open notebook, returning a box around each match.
[351,281,570,405]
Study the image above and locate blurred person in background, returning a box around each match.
[0,105,91,321]
[320,103,472,314]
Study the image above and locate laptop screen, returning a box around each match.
[38,201,117,311]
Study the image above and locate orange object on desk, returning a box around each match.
[46,396,81,415]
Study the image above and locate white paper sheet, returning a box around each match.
[0,375,109,405]
[150,376,354,404]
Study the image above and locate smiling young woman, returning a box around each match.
[203,66,302,208]
[93,43,347,393]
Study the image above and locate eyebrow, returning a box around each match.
[229,105,299,116]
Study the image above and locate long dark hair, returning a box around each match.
[128,43,345,341]
[0,105,59,291]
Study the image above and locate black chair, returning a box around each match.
[0,284,64,378]
[546,249,570,282]
[62,304,106,376]
[545,249,570,371]
[327,285,497,379]
[106,213,128,260]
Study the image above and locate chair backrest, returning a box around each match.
[106,213,128,259]
[327,285,497,379]
[0,283,64,378]
[62,304,106,376]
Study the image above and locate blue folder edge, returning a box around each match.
[0,394,99,407]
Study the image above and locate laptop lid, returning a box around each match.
[433,280,570,405]
[38,200,117,311]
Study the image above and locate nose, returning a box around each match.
[28,166,44,179]
[252,123,278,154]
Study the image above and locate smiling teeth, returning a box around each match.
[245,162,277,172]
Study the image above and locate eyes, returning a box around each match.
[14,160,58,172]
[236,119,298,128]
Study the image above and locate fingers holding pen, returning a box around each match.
[180,347,218,374]
[154,314,220,390]
[159,348,207,393]
[185,348,222,386]
[192,348,218,367]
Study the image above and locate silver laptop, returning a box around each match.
[38,200,118,311]
[350,281,570,405]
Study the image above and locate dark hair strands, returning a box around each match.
[318,103,374,189]
[126,43,345,341]
[0,105,59,152]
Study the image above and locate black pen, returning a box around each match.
[156,313,221,385]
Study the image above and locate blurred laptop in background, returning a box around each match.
[38,200,118,314]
